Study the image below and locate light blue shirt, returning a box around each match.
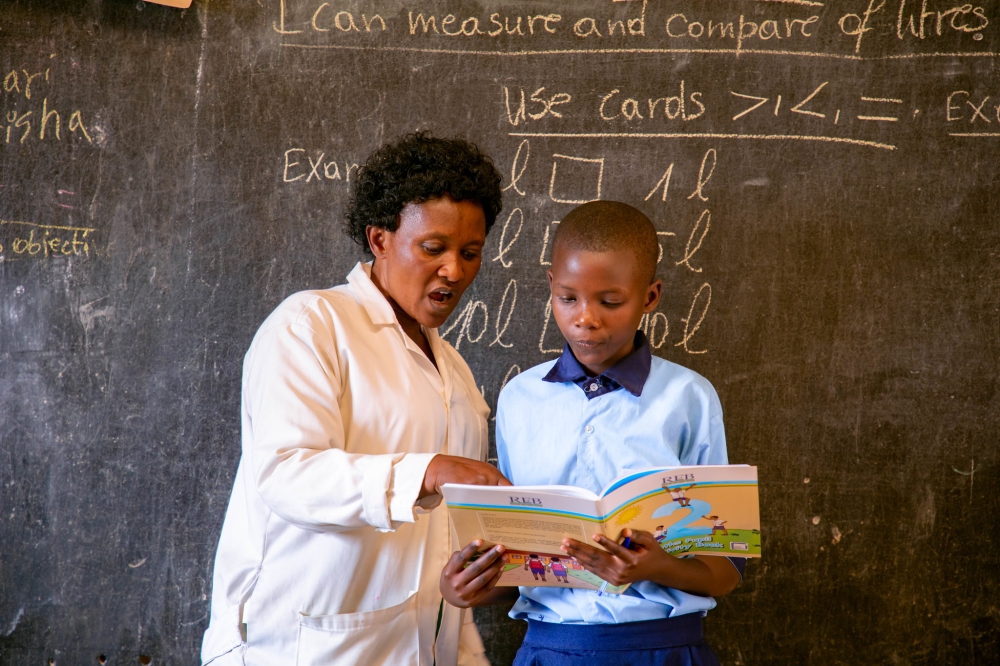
[496,350,728,624]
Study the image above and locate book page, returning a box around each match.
[597,466,761,558]
[443,484,629,593]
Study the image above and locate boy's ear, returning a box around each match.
[643,279,663,313]
[547,269,554,288]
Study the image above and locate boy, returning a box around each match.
[495,201,745,665]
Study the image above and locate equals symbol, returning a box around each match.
[857,96,903,123]
[57,189,76,210]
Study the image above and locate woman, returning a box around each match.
[201,133,510,665]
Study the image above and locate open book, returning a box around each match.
[443,465,760,595]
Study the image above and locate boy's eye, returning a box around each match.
[558,296,576,303]
[602,301,623,307]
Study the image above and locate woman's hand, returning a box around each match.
[440,540,506,608]
[420,455,511,498]
[560,528,740,597]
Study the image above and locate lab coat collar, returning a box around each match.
[347,262,452,400]
[346,262,399,327]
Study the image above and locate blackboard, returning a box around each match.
[2,0,998,663]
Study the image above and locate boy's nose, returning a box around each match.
[575,304,599,329]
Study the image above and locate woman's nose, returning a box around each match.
[438,254,464,283]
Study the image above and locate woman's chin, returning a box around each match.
[418,303,456,330]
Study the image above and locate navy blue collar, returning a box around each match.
[542,331,652,397]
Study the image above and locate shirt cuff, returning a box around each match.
[387,453,440,525]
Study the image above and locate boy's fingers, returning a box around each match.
[625,529,658,549]
[563,541,612,568]
[594,535,633,560]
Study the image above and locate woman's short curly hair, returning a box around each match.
[345,131,504,255]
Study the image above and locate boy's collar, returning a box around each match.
[542,331,652,397]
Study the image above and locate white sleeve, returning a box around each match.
[244,321,435,533]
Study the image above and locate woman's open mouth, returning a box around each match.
[428,289,454,305]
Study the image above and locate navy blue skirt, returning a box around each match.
[512,613,720,666]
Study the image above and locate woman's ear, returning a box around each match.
[366,225,390,259]
[644,279,663,313]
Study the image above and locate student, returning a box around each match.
[493,201,745,665]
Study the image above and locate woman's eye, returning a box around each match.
[423,245,444,255]
[462,250,480,260]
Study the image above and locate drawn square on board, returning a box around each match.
[549,154,604,204]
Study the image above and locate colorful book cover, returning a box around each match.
[443,465,760,594]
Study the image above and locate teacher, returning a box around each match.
[201,133,510,666]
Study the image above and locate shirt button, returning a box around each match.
[585,426,594,434]
[589,383,598,391]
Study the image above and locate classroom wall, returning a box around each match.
[1,0,998,663]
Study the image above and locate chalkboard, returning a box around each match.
[2,0,998,663]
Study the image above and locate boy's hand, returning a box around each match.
[440,540,506,608]
[561,528,741,596]
[420,455,512,499]
[561,528,668,587]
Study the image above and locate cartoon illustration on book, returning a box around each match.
[708,515,729,536]
[550,557,569,583]
[667,484,695,507]
[525,553,547,581]
[495,550,618,591]
[444,465,760,594]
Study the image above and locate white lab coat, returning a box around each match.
[201,263,491,666]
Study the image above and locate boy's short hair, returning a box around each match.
[345,131,504,256]
[552,201,659,284]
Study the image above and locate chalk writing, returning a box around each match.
[688,149,717,202]
[510,132,896,152]
[676,283,712,354]
[504,86,572,126]
[278,1,996,59]
[639,311,670,349]
[539,221,559,266]
[493,207,524,268]
[599,82,706,122]
[0,220,95,260]
[490,279,518,348]
[895,0,989,41]
[442,281,520,351]
[549,153,604,203]
[441,298,489,350]
[946,90,1000,125]
[645,163,674,202]
[2,55,95,145]
[538,296,564,354]
[503,139,530,195]
[677,210,711,273]
[281,148,358,183]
